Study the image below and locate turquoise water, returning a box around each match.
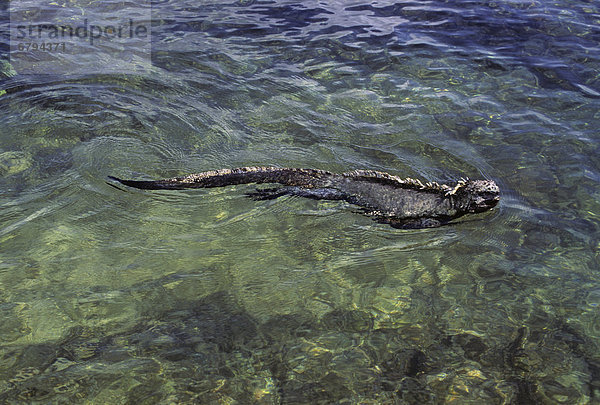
[1,0,599,403]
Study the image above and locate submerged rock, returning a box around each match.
[0,151,32,176]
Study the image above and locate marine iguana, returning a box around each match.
[108,167,499,229]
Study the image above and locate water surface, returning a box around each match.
[1,0,599,403]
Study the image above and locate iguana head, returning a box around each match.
[451,179,500,213]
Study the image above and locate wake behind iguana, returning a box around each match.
[109,167,499,229]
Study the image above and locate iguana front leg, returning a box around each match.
[246,186,347,201]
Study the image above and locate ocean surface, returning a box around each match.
[1,0,599,403]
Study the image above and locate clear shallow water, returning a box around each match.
[1,0,599,403]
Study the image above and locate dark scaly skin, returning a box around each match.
[108,166,500,229]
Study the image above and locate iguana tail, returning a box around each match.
[108,166,334,190]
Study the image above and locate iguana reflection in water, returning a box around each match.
[109,167,499,229]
